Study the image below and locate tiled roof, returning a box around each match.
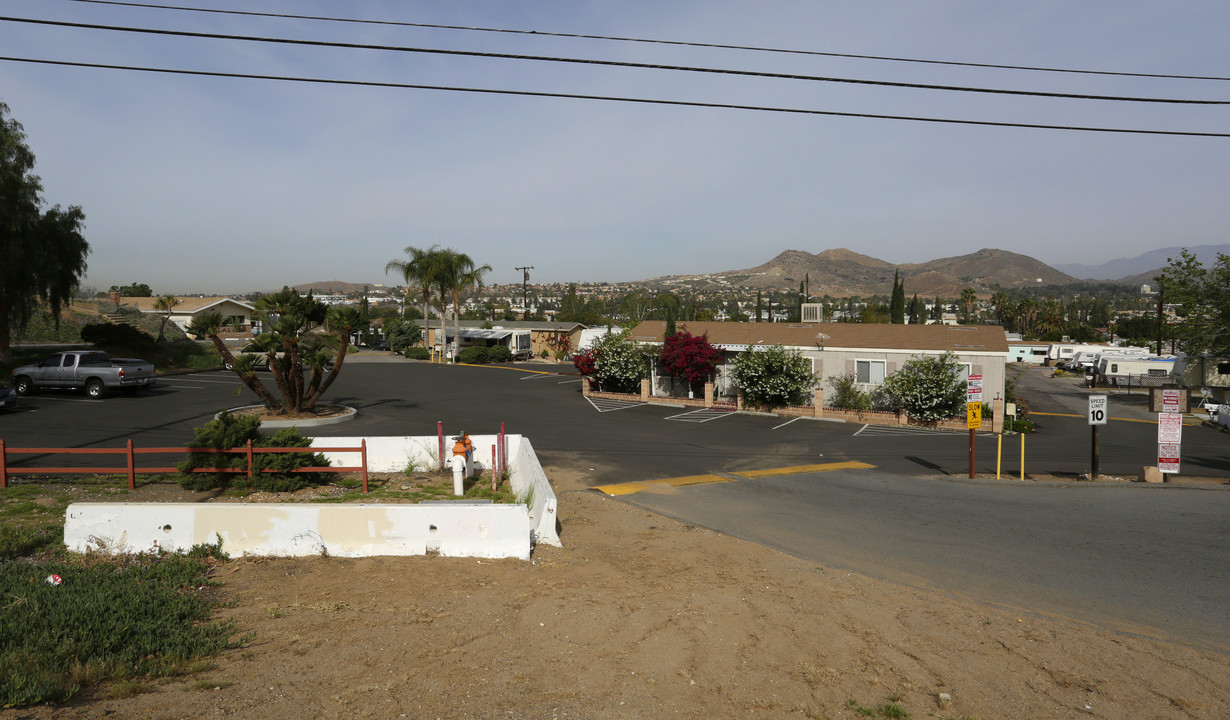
[125,297,255,313]
[627,321,1009,353]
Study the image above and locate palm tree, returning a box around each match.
[153,294,180,342]
[960,288,978,323]
[385,245,444,348]
[434,250,492,361]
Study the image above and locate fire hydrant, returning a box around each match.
[451,432,474,496]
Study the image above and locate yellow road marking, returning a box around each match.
[594,462,875,496]
[455,363,558,375]
[594,474,734,496]
[734,461,876,478]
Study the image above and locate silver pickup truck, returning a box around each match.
[12,350,157,399]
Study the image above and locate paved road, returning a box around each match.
[2,356,1227,649]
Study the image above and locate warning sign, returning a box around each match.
[1157,413,1183,444]
[1158,443,1181,474]
[966,402,982,429]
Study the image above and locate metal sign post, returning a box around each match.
[1088,395,1107,479]
[966,375,983,480]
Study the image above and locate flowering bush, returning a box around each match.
[881,351,966,422]
[729,345,818,408]
[575,330,647,393]
[659,330,723,394]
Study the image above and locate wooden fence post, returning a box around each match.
[126,439,136,491]
[361,439,369,494]
[1,438,7,489]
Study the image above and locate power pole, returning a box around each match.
[515,266,534,318]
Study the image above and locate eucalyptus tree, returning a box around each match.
[0,102,89,363]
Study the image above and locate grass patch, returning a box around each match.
[310,471,520,505]
[847,697,911,718]
[0,548,246,708]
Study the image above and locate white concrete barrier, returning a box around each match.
[64,502,531,559]
[311,434,560,548]
[62,434,560,560]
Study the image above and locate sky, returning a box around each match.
[3,0,1229,295]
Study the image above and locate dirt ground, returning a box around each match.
[4,467,1229,720]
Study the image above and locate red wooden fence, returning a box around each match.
[0,438,369,492]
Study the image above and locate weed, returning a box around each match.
[105,680,153,699]
[846,698,910,719]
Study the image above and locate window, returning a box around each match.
[1110,363,1118,373]
[856,360,886,385]
[1148,369,1167,377]
[1218,362,1230,375]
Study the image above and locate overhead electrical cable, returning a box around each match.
[2,55,1226,138]
[3,16,1227,105]
[61,0,1230,83]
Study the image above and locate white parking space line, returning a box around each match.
[853,424,994,437]
[585,397,646,413]
[12,395,98,403]
[664,408,732,423]
[558,379,582,384]
[772,417,802,430]
[160,377,243,385]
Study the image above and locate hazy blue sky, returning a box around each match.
[4,0,1228,294]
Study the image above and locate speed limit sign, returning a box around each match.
[1088,395,1108,425]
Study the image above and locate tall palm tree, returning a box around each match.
[960,288,978,323]
[385,245,444,348]
[434,250,492,361]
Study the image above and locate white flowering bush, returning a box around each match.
[881,351,966,422]
[730,345,818,408]
[590,329,649,394]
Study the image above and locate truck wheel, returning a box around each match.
[14,376,35,395]
[86,379,106,399]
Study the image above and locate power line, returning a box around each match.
[3,16,1227,105]
[3,55,1226,138]
[61,0,1230,83]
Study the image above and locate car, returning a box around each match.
[371,340,390,352]
[0,382,17,410]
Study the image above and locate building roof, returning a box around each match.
[417,320,586,332]
[125,296,256,313]
[627,321,1009,353]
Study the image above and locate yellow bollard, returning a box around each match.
[1020,432,1025,480]
[996,433,1002,479]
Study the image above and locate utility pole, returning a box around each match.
[515,265,534,318]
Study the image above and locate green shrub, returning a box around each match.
[457,346,491,364]
[80,322,155,351]
[487,346,513,363]
[828,373,871,411]
[0,554,243,708]
[176,413,331,492]
[403,346,430,360]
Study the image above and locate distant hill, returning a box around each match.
[673,247,1076,297]
[1053,244,1230,281]
[289,281,392,295]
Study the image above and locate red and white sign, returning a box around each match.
[966,374,983,403]
[1157,413,1183,444]
[1161,388,1184,414]
[1158,443,1181,474]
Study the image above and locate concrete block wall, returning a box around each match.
[64,502,532,559]
[311,433,560,548]
[62,433,560,561]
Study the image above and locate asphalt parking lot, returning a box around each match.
[3,356,1228,648]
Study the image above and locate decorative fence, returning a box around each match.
[0,438,369,492]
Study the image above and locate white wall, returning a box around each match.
[62,433,560,560]
[64,502,532,560]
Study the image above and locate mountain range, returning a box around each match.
[649,244,1229,297]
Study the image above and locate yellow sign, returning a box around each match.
[966,402,982,429]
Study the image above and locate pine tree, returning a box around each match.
[890,270,906,324]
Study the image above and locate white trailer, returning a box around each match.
[1096,355,1177,379]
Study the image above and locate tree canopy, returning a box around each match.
[1161,250,1230,356]
[1,102,89,363]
